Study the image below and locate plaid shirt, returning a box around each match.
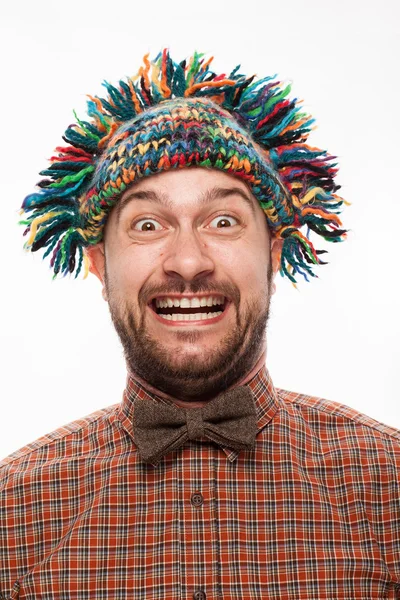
[1,365,400,599]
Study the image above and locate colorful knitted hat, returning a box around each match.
[20,49,348,285]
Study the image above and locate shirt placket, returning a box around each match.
[178,441,220,600]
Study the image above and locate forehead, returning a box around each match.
[114,167,260,221]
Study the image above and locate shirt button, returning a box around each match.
[190,492,204,507]
[193,590,206,600]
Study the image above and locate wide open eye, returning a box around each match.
[208,215,239,229]
[132,218,163,232]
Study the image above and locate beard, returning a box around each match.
[105,263,273,401]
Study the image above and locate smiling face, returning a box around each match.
[87,167,283,401]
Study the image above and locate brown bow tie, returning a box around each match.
[133,386,258,464]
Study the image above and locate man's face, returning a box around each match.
[88,167,282,400]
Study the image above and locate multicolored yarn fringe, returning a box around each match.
[20,49,348,285]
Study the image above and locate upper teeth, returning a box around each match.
[155,296,225,308]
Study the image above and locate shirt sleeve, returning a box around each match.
[0,462,21,599]
[381,434,400,597]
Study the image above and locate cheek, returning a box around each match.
[218,239,270,288]
[240,263,270,299]
[106,244,159,297]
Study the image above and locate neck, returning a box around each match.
[128,348,267,409]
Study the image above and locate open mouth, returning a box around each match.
[149,295,229,323]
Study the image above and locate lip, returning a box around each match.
[147,299,232,327]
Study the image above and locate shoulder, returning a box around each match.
[276,386,400,458]
[0,402,121,481]
[276,388,400,444]
[276,388,400,476]
[0,403,127,592]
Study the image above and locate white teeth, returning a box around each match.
[179,298,191,308]
[155,296,225,308]
[191,297,201,308]
[212,296,224,305]
[206,312,223,320]
[159,312,223,322]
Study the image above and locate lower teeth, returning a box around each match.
[159,311,223,322]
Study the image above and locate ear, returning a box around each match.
[85,243,108,301]
[270,237,284,296]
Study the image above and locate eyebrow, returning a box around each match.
[115,184,257,223]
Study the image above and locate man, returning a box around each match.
[1,49,399,599]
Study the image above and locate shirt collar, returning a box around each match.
[117,363,282,463]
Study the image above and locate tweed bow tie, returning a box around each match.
[133,386,258,464]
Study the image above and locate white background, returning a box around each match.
[0,0,399,459]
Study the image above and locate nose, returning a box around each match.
[162,227,215,282]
